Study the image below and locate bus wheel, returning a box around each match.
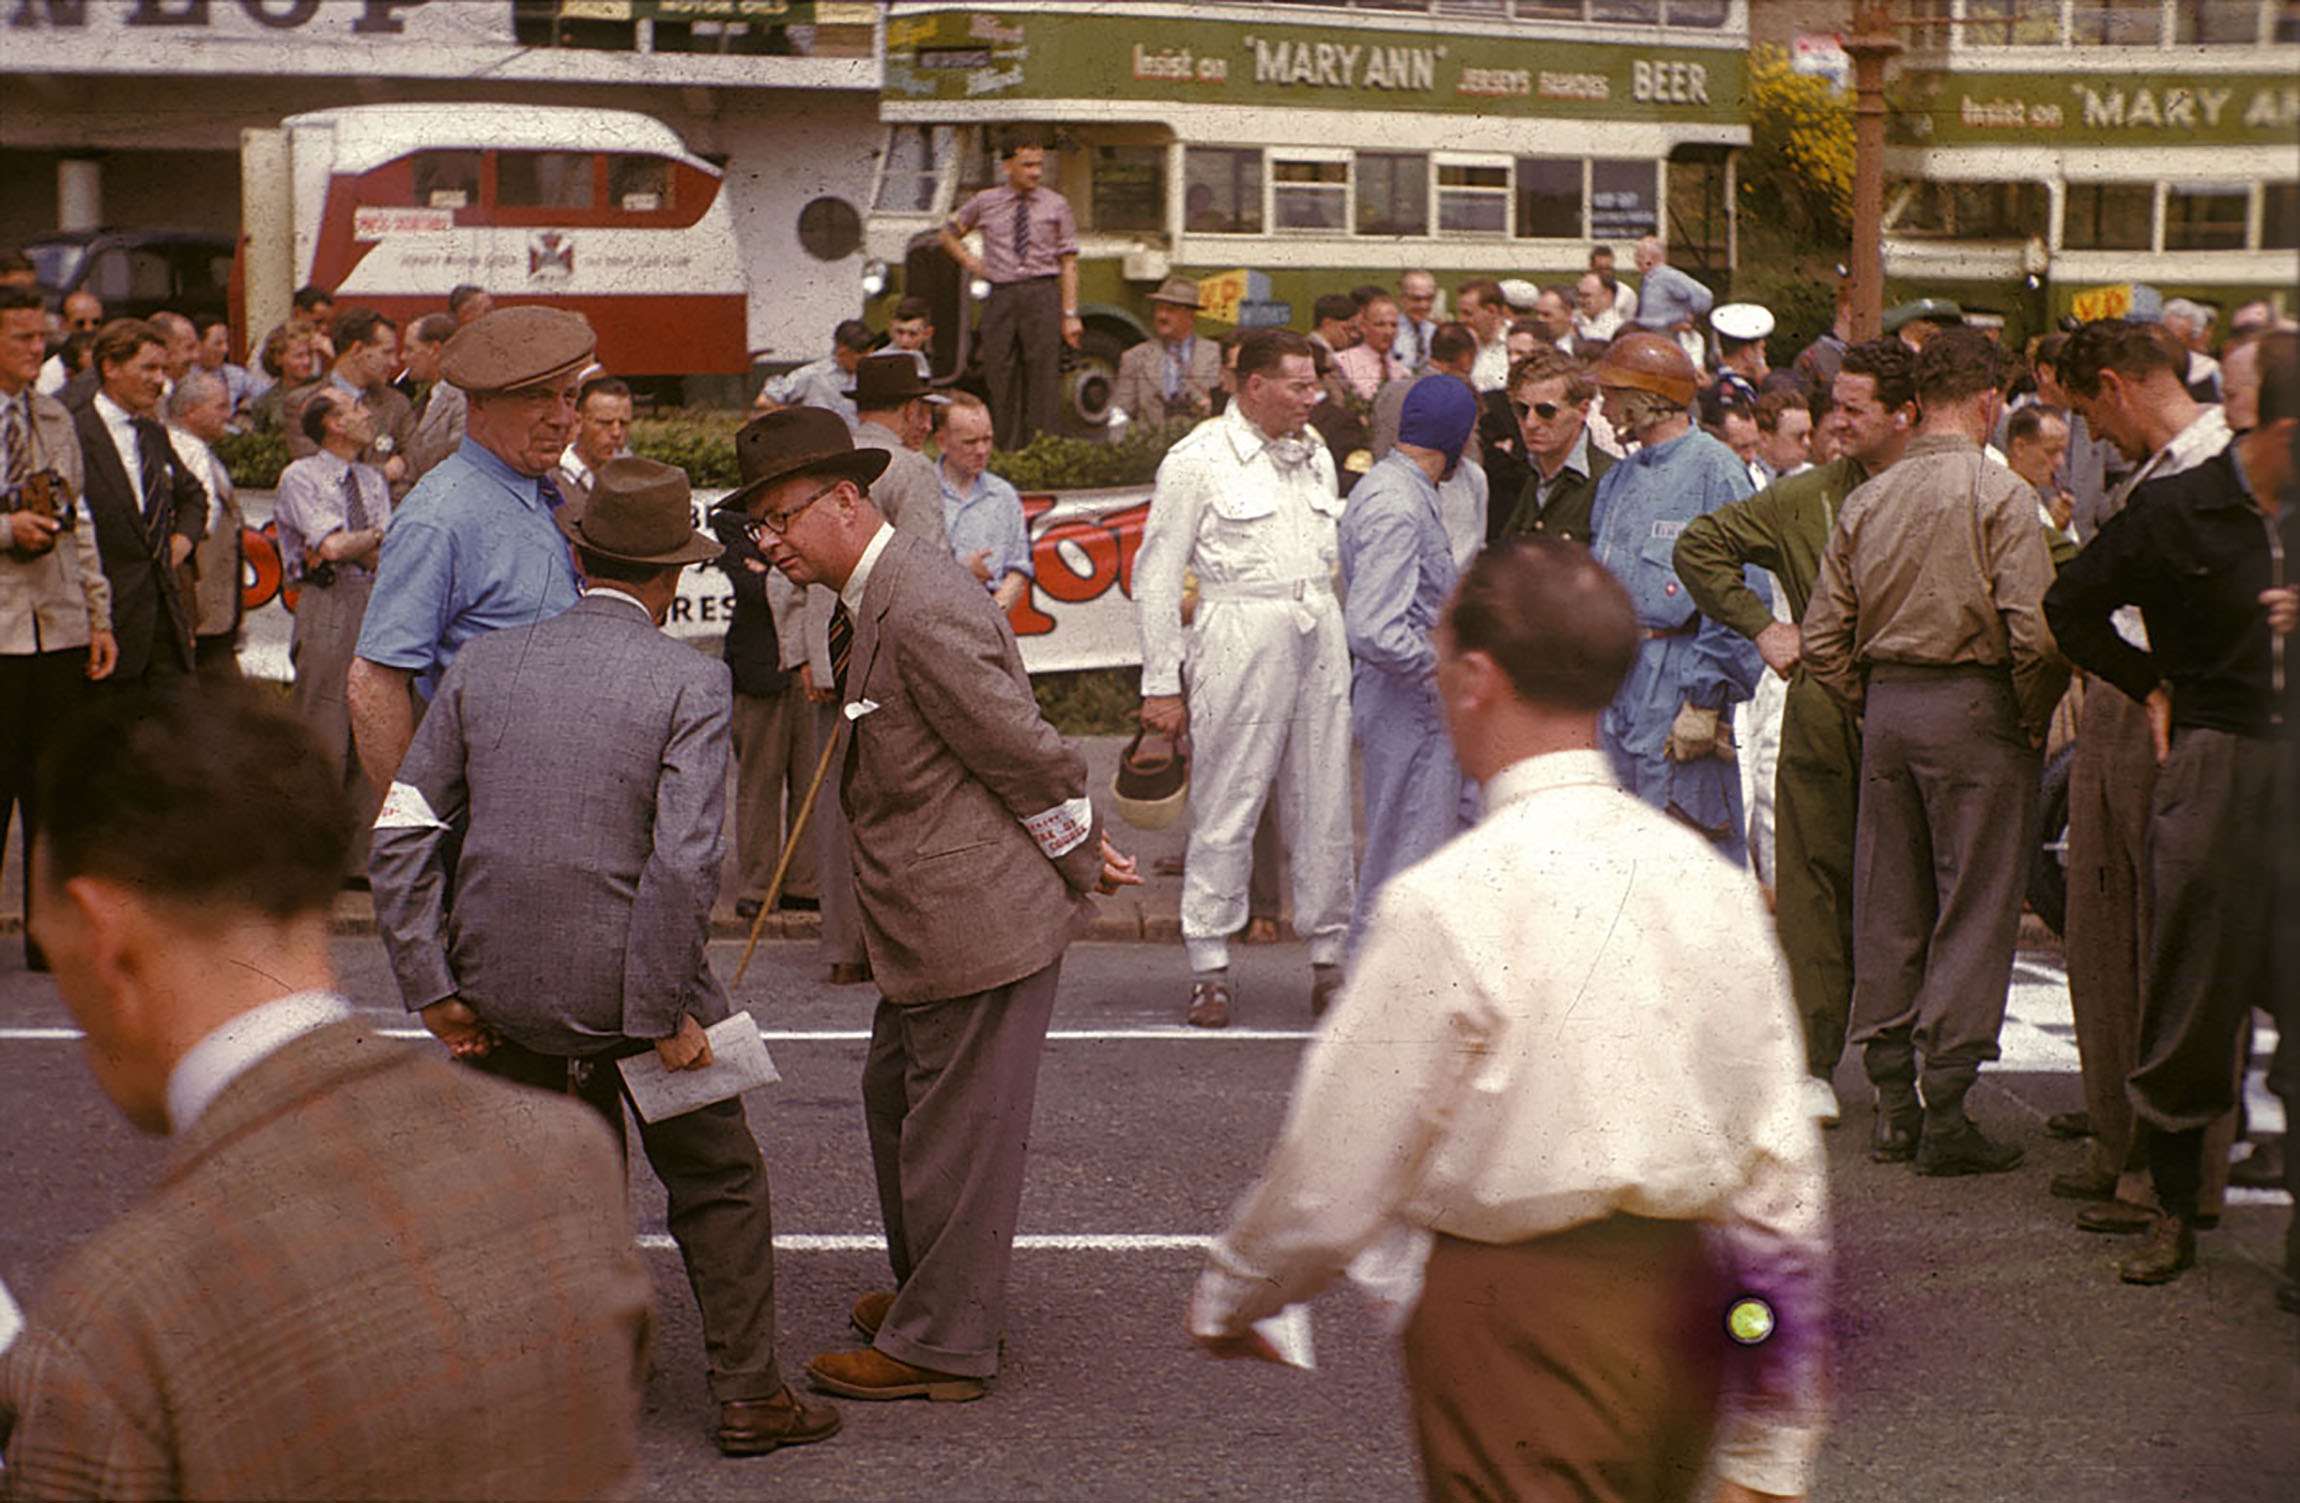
[1057,325,1127,439]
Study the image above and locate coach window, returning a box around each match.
[1514,157,1584,239]
[1514,0,1585,18]
[1592,158,1661,240]
[2176,0,2265,43]
[1437,159,1511,236]
[1663,0,1728,24]
[2163,183,2249,251]
[1272,154,1350,233]
[412,151,481,210]
[1089,145,1167,233]
[1959,0,2064,45]
[607,155,672,214]
[499,152,596,211]
[2062,183,2153,251]
[1591,0,1660,23]
[1184,148,1263,234]
[1355,153,1429,238]
[2071,0,2162,45]
[2263,183,2300,251]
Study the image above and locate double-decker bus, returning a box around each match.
[1882,0,2298,339]
[863,0,1751,435]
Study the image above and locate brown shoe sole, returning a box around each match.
[715,1406,842,1456]
[806,1364,985,1404]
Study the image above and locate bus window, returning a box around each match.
[412,150,481,210]
[1356,153,1429,237]
[2063,184,2152,251]
[1091,146,1166,233]
[1593,159,1659,240]
[2164,184,2248,251]
[1957,0,2063,46]
[1516,1,1586,18]
[608,154,672,213]
[1894,181,2047,240]
[2266,184,2299,250]
[499,151,596,210]
[1591,0,1660,22]
[1663,0,1728,23]
[877,125,943,214]
[1273,157,1348,232]
[1185,148,1262,234]
[2177,0,2263,45]
[1514,158,1583,239]
[1665,147,1729,279]
[1437,161,1510,236]
[2071,0,2162,46]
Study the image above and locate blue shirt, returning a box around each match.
[354,437,582,699]
[1633,264,1715,331]
[274,448,388,583]
[938,461,1034,588]
[763,354,858,429]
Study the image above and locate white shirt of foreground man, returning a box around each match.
[1189,545,1830,1502]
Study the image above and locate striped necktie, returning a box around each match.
[828,599,854,699]
[1,396,26,488]
[1011,193,1029,265]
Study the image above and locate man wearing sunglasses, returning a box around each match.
[1502,347,1611,546]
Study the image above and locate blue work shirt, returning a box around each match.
[1633,264,1715,331]
[938,460,1034,588]
[355,436,583,700]
[1339,451,1454,686]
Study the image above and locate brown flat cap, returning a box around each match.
[556,456,722,567]
[717,405,889,513]
[441,306,597,395]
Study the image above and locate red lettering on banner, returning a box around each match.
[1006,497,1152,639]
[240,521,299,614]
[1009,493,1060,635]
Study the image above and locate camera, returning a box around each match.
[1,468,76,532]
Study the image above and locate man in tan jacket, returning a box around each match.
[1,685,652,1500]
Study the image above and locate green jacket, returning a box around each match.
[1503,444,1613,545]
[1673,456,1866,641]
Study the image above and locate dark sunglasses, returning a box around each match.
[1513,400,1565,421]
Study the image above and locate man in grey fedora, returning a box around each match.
[721,405,1139,1403]
[368,454,842,1460]
[1113,276,1219,429]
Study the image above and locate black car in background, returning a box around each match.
[25,229,235,325]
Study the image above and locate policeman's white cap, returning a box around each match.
[1497,278,1541,312]
[1710,303,1775,342]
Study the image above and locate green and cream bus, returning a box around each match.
[863,0,1752,434]
[1882,0,2298,339]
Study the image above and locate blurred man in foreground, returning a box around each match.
[0,685,652,1500]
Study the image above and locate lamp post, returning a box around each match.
[1844,3,1903,343]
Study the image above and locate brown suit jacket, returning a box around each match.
[0,1019,652,1501]
[842,527,1104,1003]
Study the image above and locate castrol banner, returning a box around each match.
[234,484,1154,682]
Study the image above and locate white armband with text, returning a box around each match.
[1020,796,1094,861]
[375,781,448,831]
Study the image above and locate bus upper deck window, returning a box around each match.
[499,152,596,210]
[1185,148,1263,235]
[609,155,672,213]
[412,151,481,210]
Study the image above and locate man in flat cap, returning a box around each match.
[347,306,594,794]
[723,406,1137,1404]
[370,455,843,1459]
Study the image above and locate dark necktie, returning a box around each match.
[828,599,854,700]
[341,466,373,535]
[1,396,25,488]
[132,417,172,532]
[1011,192,1030,266]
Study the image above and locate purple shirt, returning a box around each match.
[952,183,1080,283]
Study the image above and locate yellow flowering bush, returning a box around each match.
[1742,44,1855,241]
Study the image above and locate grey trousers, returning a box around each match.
[290,572,376,870]
[862,959,1064,1379]
[1849,665,2038,1103]
[2064,683,2155,1181]
[2135,727,2283,1221]
[812,700,865,967]
[474,1036,786,1402]
[731,687,818,902]
[979,277,1063,450]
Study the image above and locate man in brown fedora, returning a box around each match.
[720,405,1139,1403]
[369,454,843,1460]
[349,305,594,796]
[1113,277,1219,429]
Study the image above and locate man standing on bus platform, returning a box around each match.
[939,140,1080,450]
[345,307,593,797]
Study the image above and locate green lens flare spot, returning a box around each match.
[1726,1297,1775,1346]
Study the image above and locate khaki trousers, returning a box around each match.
[730,687,817,902]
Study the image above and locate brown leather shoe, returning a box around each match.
[827,961,873,986]
[849,1290,896,1341]
[806,1346,986,1403]
[716,1385,842,1456]
[1186,976,1232,1029]
[2076,1199,2156,1236]
[2117,1217,2196,1285]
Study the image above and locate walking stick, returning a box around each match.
[731,713,847,988]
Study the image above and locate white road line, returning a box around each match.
[0,1026,1316,1044]
[635,1232,1212,1253]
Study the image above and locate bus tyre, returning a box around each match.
[2026,743,2074,938]
[1058,325,1129,438]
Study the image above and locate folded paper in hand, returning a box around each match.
[616,1015,781,1123]
[1253,1304,1316,1370]
[0,1273,23,1357]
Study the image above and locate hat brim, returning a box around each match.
[1147,293,1202,309]
[449,348,595,397]
[714,445,892,515]
[555,510,725,568]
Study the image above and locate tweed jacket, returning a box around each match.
[406,379,468,483]
[798,437,950,689]
[0,1019,651,1501]
[842,527,1104,1003]
[1,387,109,656]
[71,398,205,680]
[370,592,736,1054]
[1112,336,1220,429]
[167,426,243,642]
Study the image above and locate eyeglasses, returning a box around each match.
[1513,400,1565,421]
[746,478,842,540]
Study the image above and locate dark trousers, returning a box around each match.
[1849,665,2037,1116]
[811,700,865,967]
[978,277,1063,450]
[2065,682,2155,1184]
[1,648,89,952]
[2134,727,2283,1223]
[193,633,240,681]
[472,1035,786,1402]
[731,687,818,902]
[1773,671,1861,1079]
[862,959,1063,1378]
[1403,1219,1726,1503]
[291,573,377,873]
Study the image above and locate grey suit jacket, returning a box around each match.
[370,592,735,1053]
[842,528,1103,1003]
[1112,338,1220,429]
[800,427,950,688]
[407,380,468,483]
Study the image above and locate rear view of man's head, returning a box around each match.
[1438,539,1638,781]
[32,686,352,1133]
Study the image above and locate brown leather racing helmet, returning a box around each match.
[1593,330,1698,408]
[1111,728,1188,831]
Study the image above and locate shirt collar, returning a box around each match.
[92,390,138,431]
[456,436,549,510]
[1626,424,1696,465]
[1221,401,1294,466]
[841,520,897,614]
[559,443,591,483]
[166,990,353,1134]
[581,585,656,620]
[939,459,988,501]
[1481,749,1617,816]
[1542,429,1593,485]
[329,371,364,399]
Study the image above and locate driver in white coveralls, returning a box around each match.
[1136,328,1355,1030]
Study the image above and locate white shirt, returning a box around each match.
[1191,748,1829,1496]
[91,390,147,500]
[168,424,230,534]
[1470,337,1511,393]
[1574,305,1626,342]
[580,584,656,623]
[839,520,896,616]
[35,353,67,397]
[556,444,595,499]
[166,990,353,1133]
[1133,403,1342,698]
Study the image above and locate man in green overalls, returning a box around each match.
[1674,339,1917,1125]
